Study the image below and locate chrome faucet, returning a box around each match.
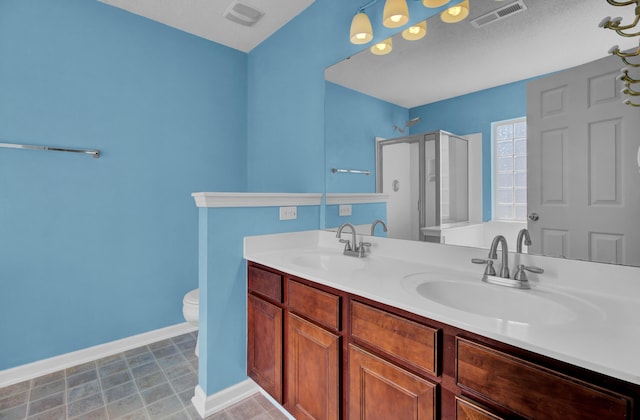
[516,228,532,253]
[472,234,542,289]
[336,223,370,258]
[370,219,388,236]
[488,235,510,279]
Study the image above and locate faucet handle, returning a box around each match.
[358,242,371,257]
[513,264,544,281]
[471,258,496,276]
[339,239,352,251]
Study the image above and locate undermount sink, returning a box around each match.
[291,252,366,271]
[402,273,604,325]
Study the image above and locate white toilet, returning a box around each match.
[182,288,200,357]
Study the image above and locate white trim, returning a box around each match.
[325,193,389,205]
[191,380,261,418]
[0,323,197,388]
[191,192,323,208]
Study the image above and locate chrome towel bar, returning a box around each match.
[331,168,371,175]
[0,141,100,158]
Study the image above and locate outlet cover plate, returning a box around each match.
[279,206,297,220]
[339,204,352,216]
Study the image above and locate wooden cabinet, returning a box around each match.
[286,313,340,420]
[456,338,631,420]
[247,262,640,419]
[285,280,341,419]
[351,301,439,377]
[455,397,504,420]
[349,301,439,419]
[247,265,284,403]
[247,294,283,402]
[349,344,437,420]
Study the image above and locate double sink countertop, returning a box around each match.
[244,229,640,386]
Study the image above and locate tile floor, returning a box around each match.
[0,332,287,420]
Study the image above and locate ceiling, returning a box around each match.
[98,0,315,52]
[325,0,639,108]
[98,0,637,107]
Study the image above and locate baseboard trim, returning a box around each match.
[191,379,295,419]
[0,322,197,388]
[191,380,260,418]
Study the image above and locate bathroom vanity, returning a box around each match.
[244,230,640,419]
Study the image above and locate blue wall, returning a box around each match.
[409,79,533,221]
[200,0,445,395]
[325,82,408,193]
[246,0,448,193]
[0,0,247,370]
[325,203,387,230]
[198,206,320,395]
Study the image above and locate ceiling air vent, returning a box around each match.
[223,0,265,27]
[471,0,527,28]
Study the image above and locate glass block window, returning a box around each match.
[493,118,527,221]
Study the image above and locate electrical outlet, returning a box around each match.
[339,204,352,216]
[279,206,297,220]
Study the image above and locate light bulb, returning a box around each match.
[383,0,409,28]
[370,38,393,55]
[449,6,461,16]
[440,0,469,23]
[402,20,427,41]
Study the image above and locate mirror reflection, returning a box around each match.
[324,0,640,266]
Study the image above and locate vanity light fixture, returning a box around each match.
[370,37,393,55]
[350,12,374,44]
[350,0,377,45]
[402,20,427,40]
[600,0,640,106]
[383,0,410,28]
[422,0,449,7]
[441,0,470,23]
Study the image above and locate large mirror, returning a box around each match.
[324,0,640,266]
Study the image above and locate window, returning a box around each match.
[493,117,527,221]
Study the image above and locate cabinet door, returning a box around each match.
[247,294,283,403]
[286,313,340,420]
[456,397,504,420]
[349,344,437,420]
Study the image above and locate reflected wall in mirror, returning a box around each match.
[324,0,640,266]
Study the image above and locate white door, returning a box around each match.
[527,55,640,266]
[381,142,420,240]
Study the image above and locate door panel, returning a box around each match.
[527,55,640,266]
[286,313,340,420]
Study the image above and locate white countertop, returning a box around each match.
[244,230,640,386]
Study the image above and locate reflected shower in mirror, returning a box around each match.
[324,0,640,266]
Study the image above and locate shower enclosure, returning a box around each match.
[376,130,470,241]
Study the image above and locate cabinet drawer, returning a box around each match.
[248,265,282,303]
[456,338,630,420]
[351,301,439,376]
[288,280,340,331]
[455,397,504,420]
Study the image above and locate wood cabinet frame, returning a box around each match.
[247,261,640,419]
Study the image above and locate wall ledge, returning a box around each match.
[325,193,389,205]
[191,192,323,208]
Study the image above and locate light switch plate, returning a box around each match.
[279,206,297,220]
[339,204,352,216]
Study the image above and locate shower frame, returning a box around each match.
[376,130,469,241]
